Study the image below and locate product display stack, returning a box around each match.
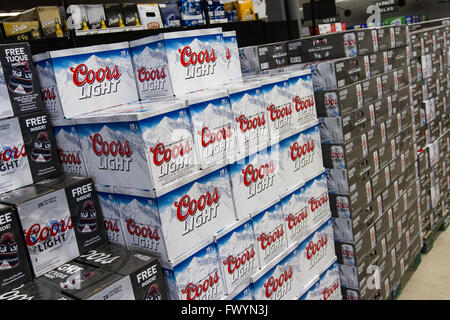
[409,22,450,254]
[307,25,423,300]
[252,24,428,300]
[31,25,341,300]
[0,42,165,301]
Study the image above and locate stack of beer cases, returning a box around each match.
[409,22,450,247]
[30,26,338,300]
[287,24,428,300]
[0,42,165,301]
[70,69,338,301]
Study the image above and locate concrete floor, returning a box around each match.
[399,228,450,300]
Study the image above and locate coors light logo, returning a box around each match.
[57,149,82,174]
[181,270,221,300]
[289,139,315,172]
[264,266,293,300]
[285,206,308,240]
[125,218,161,251]
[242,160,275,199]
[23,216,74,252]
[308,192,329,223]
[197,124,233,159]
[223,245,256,285]
[0,145,27,172]
[70,64,121,100]
[292,95,315,121]
[322,278,340,300]
[89,133,132,172]
[179,45,217,79]
[235,112,266,140]
[257,224,284,260]
[137,66,167,93]
[150,139,192,179]
[174,187,220,236]
[267,103,293,131]
[306,234,328,270]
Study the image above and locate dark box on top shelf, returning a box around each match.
[257,42,288,71]
[0,42,45,120]
[355,28,379,55]
[287,31,355,64]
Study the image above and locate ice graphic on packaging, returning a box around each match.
[15,188,79,277]
[251,243,304,301]
[171,239,226,300]
[279,124,323,192]
[229,143,283,220]
[286,70,317,127]
[129,35,174,100]
[157,167,237,262]
[184,90,237,169]
[222,31,242,82]
[299,261,341,300]
[96,186,126,246]
[227,81,270,156]
[114,189,167,261]
[251,202,287,268]
[260,76,294,141]
[163,28,229,95]
[280,172,330,246]
[75,100,200,191]
[52,120,87,176]
[215,218,260,295]
[33,52,65,121]
[48,42,139,119]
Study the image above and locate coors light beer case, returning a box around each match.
[0,175,107,277]
[35,42,139,119]
[0,111,60,195]
[0,43,44,120]
[162,28,229,96]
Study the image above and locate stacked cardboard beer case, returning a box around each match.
[410,22,450,238]
[296,23,429,300]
